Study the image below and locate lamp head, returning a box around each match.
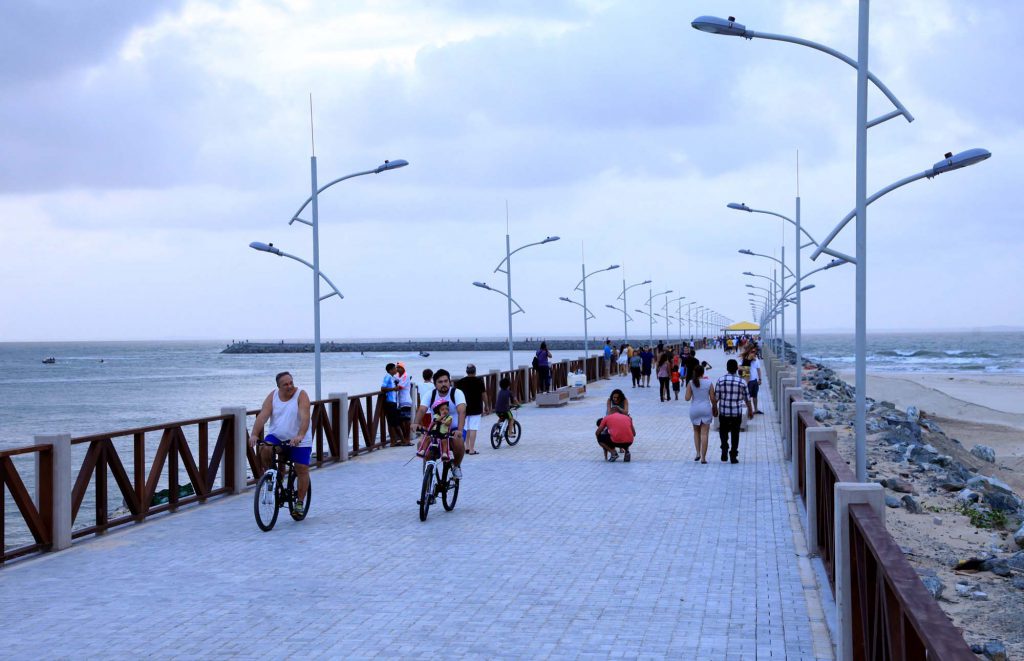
[738,249,754,255]
[374,158,409,174]
[742,271,755,276]
[559,297,572,303]
[249,241,281,255]
[691,15,748,37]
[745,284,755,288]
[929,148,991,177]
[607,264,620,270]
[727,202,752,212]
[605,304,618,310]
[634,309,644,314]
[472,281,490,290]
[825,258,847,269]
[542,236,560,243]
[801,284,816,292]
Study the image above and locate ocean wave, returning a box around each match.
[873,349,998,359]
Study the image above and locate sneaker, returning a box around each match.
[607,453,618,462]
[452,465,463,480]
[721,450,728,462]
[623,451,631,463]
[730,458,739,464]
[292,501,305,516]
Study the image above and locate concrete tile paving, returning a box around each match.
[0,349,832,659]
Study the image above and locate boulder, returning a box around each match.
[885,495,901,508]
[938,478,967,492]
[901,495,922,514]
[1012,577,1024,590]
[919,575,944,599]
[906,443,939,465]
[884,477,915,494]
[955,489,980,505]
[971,444,997,463]
[1008,551,1024,571]
[1014,523,1024,549]
[906,405,920,421]
[982,640,1007,661]
[980,558,1011,577]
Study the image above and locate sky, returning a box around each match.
[1,0,1021,342]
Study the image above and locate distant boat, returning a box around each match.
[419,351,430,358]
[42,357,56,364]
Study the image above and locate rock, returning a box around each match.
[885,495,901,508]
[1012,577,1024,590]
[982,640,1007,661]
[1008,551,1024,571]
[967,475,1022,512]
[906,444,939,465]
[813,407,828,421]
[985,490,1022,513]
[971,643,985,654]
[885,478,915,494]
[980,558,1011,577]
[906,405,920,421]
[1014,523,1024,549]
[971,444,996,463]
[933,516,943,525]
[955,583,971,596]
[933,455,953,467]
[971,591,989,601]
[955,488,981,505]
[901,495,922,514]
[920,575,944,599]
[939,478,966,492]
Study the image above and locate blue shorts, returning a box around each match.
[265,434,312,466]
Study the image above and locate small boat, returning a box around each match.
[42,357,56,364]
[419,351,430,358]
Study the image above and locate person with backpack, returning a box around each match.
[534,341,553,393]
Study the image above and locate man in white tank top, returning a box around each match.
[249,371,313,510]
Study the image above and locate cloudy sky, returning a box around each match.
[2,0,1020,342]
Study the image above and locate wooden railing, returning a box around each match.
[1,444,53,564]
[70,414,237,539]
[815,438,855,591]
[849,504,975,659]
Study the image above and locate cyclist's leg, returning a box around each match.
[260,434,285,475]
[450,433,465,467]
[287,445,312,500]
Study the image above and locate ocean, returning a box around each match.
[1,332,1022,450]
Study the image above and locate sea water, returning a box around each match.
[800,331,1024,374]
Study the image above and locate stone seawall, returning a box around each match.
[221,338,644,354]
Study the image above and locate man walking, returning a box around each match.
[714,359,754,463]
[456,364,485,455]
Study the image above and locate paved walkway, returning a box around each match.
[0,349,832,659]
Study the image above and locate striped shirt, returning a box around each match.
[715,373,751,417]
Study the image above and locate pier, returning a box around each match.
[0,348,973,658]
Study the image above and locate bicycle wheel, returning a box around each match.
[441,463,459,511]
[490,422,503,449]
[506,420,522,446]
[419,464,433,521]
[254,472,279,531]
[287,471,311,521]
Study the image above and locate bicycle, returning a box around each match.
[417,432,459,521]
[489,405,522,449]
[253,442,312,531]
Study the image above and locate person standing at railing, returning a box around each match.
[395,362,414,445]
[534,342,553,393]
[248,371,312,514]
[381,363,407,446]
[456,364,485,455]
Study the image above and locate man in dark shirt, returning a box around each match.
[456,364,486,455]
[640,347,655,387]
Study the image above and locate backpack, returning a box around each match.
[428,386,461,413]
[532,354,540,369]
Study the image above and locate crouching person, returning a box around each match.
[596,405,635,462]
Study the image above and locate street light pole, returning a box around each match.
[573,264,619,359]
[619,278,652,345]
[506,233,513,371]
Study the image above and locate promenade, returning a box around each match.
[0,349,833,659]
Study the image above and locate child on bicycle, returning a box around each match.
[416,401,453,460]
[494,377,517,422]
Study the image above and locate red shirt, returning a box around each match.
[599,412,634,444]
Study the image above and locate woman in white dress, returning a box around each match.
[685,363,716,463]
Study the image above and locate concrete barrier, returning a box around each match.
[834,482,885,661]
[221,406,248,493]
[34,433,71,552]
[536,389,570,407]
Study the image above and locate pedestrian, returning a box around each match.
[656,352,672,401]
[670,364,681,400]
[743,344,764,414]
[640,345,655,387]
[714,359,754,463]
[534,341,553,393]
[685,363,714,463]
[456,364,485,455]
[617,344,629,375]
[603,339,613,374]
[629,350,642,388]
[395,362,413,445]
[380,363,405,445]
[419,368,434,429]
[606,388,630,416]
[596,405,635,462]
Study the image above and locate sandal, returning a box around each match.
[468,450,480,455]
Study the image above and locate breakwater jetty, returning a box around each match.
[222,338,630,354]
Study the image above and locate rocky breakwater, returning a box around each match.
[798,358,1024,656]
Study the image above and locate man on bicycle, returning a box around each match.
[248,371,312,514]
[413,369,466,480]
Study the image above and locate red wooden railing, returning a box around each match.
[0,444,53,564]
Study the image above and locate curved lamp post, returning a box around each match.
[606,303,634,323]
[573,264,619,359]
[266,157,407,400]
[482,235,561,370]
[249,241,345,302]
[645,289,673,343]
[617,277,652,344]
[667,296,687,343]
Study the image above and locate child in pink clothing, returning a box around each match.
[416,402,453,460]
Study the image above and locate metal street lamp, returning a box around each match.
[270,157,407,400]
[667,296,686,343]
[617,277,652,344]
[606,303,634,323]
[249,241,345,303]
[646,289,673,343]
[483,234,561,370]
[573,264,619,359]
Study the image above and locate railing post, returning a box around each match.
[805,427,837,555]
[834,482,885,661]
[221,406,247,494]
[778,374,796,424]
[790,402,814,494]
[329,392,349,462]
[34,433,71,552]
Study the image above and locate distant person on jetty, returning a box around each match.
[640,346,655,388]
[606,388,630,416]
[457,364,485,455]
[656,352,672,402]
[629,350,642,388]
[534,342,553,393]
[396,362,413,443]
[685,363,714,463]
[249,371,312,513]
[419,368,434,429]
[380,363,407,445]
[715,359,754,464]
[741,345,764,415]
[413,369,466,480]
[617,343,629,375]
[596,405,635,462]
